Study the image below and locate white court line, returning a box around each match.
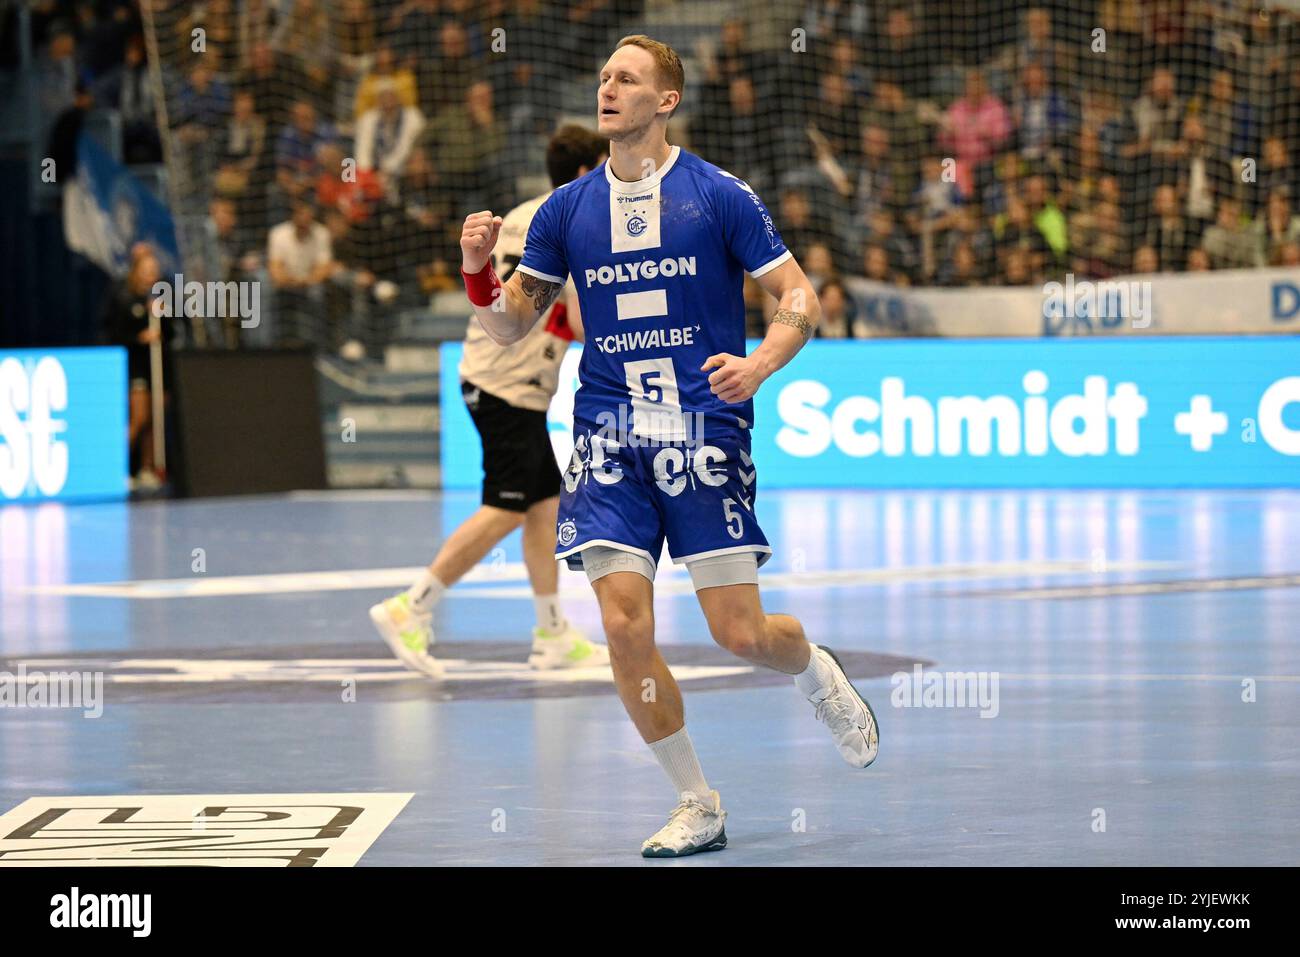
[15,558,1177,601]
[8,656,1293,685]
[285,489,436,502]
[417,559,1179,600]
[986,673,1300,683]
[9,657,750,684]
[15,563,532,599]
[961,573,1300,600]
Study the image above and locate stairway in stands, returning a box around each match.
[316,342,443,489]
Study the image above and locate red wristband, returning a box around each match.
[461,262,502,308]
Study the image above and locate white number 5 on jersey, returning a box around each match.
[623,357,687,442]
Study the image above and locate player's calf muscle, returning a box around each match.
[705,604,808,673]
[762,614,811,673]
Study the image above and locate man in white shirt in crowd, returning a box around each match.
[355,81,425,189]
[268,200,335,346]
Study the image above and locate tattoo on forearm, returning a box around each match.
[518,273,562,315]
[771,308,813,340]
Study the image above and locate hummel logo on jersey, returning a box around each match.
[717,170,754,193]
[584,256,697,288]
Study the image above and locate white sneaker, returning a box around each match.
[527,622,610,670]
[805,645,879,768]
[641,790,727,858]
[368,592,443,679]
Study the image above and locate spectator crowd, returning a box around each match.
[12,0,1300,349]
[702,1,1300,340]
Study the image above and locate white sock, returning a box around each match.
[648,726,711,799]
[533,594,567,634]
[406,569,446,614]
[794,643,835,697]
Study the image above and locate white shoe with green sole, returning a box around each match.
[528,622,610,671]
[369,592,444,679]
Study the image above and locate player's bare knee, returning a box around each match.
[601,604,654,659]
[710,616,764,661]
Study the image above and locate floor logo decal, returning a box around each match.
[0,793,411,866]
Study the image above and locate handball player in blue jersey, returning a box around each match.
[458,35,878,857]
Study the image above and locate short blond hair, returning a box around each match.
[615,34,684,113]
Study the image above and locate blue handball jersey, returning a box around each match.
[516,146,790,437]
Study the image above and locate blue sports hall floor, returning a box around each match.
[0,487,1297,866]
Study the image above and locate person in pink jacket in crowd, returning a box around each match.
[938,68,1011,200]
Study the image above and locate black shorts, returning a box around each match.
[462,380,562,512]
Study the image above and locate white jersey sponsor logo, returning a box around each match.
[593,325,697,354]
[583,256,697,288]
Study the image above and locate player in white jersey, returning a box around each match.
[458,38,879,857]
[370,126,611,677]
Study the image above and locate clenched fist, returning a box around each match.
[460,210,503,273]
[701,352,768,405]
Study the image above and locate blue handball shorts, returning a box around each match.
[554,415,772,571]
